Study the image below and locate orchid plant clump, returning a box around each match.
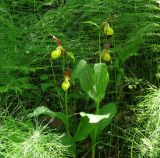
[29,18,117,158]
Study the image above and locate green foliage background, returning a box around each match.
[0,0,160,157]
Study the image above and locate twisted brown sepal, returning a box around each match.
[64,70,71,79]
[103,43,111,49]
[49,34,62,46]
[49,34,66,55]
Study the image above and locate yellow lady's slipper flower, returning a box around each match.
[104,23,114,36]
[62,80,70,91]
[103,51,111,62]
[51,46,64,59]
[51,49,61,59]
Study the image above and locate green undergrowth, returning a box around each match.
[0,108,73,158]
[110,86,160,158]
[123,86,160,158]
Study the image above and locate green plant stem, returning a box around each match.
[50,60,64,110]
[64,90,70,135]
[91,101,100,158]
[95,101,100,115]
[99,31,102,63]
[91,143,95,158]
[62,54,65,73]
[65,91,68,116]
[62,49,69,135]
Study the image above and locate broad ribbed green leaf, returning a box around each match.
[73,61,109,103]
[28,106,69,128]
[80,112,110,123]
[93,63,109,102]
[97,103,117,135]
[71,59,87,80]
[74,104,115,142]
[73,117,94,142]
